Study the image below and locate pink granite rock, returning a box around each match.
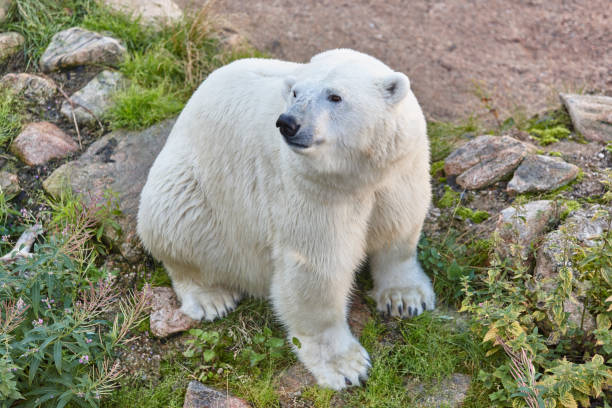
[11,122,78,165]
[444,135,534,189]
[149,286,198,338]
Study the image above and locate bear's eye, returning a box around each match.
[328,94,342,103]
[293,90,297,98]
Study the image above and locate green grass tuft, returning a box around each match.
[2,0,96,68]
[345,313,484,407]
[81,5,156,53]
[428,118,480,162]
[455,207,490,223]
[0,87,24,146]
[102,364,188,408]
[526,108,574,145]
[108,83,184,130]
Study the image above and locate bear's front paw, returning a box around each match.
[372,281,435,318]
[297,328,370,390]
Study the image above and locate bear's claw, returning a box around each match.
[374,285,435,319]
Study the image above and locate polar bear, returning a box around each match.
[137,49,434,390]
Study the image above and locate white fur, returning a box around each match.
[137,49,434,390]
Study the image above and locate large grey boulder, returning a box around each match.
[43,118,175,260]
[507,154,580,194]
[560,94,612,143]
[39,27,127,72]
[61,70,125,125]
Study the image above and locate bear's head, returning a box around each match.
[276,49,425,189]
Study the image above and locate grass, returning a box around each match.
[2,0,265,131]
[427,117,481,162]
[1,0,96,68]
[83,3,265,130]
[343,313,485,407]
[107,83,184,129]
[0,87,24,146]
[101,363,188,408]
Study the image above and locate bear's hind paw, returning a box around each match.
[178,287,242,322]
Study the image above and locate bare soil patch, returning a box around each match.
[178,0,611,121]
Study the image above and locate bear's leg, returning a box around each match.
[367,172,435,318]
[164,261,242,321]
[271,253,370,390]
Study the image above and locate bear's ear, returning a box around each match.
[379,72,410,105]
[283,76,296,101]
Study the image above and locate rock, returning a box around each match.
[277,364,316,396]
[61,70,125,125]
[147,286,197,338]
[534,230,594,334]
[39,27,127,72]
[534,203,610,335]
[0,0,11,24]
[0,171,19,198]
[404,373,471,408]
[494,200,557,262]
[0,73,57,105]
[563,205,611,246]
[0,32,24,61]
[444,135,534,189]
[507,154,580,194]
[457,154,524,190]
[216,25,248,50]
[183,381,250,408]
[560,94,612,143]
[11,122,78,166]
[535,204,610,285]
[43,119,175,259]
[103,0,183,27]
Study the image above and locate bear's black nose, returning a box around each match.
[276,114,300,138]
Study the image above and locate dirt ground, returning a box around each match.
[177,0,611,122]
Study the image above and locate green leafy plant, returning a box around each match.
[461,216,612,407]
[45,189,122,261]
[0,244,151,407]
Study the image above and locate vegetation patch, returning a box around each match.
[0,87,24,146]
[0,189,149,407]
[526,109,575,146]
[427,118,480,162]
